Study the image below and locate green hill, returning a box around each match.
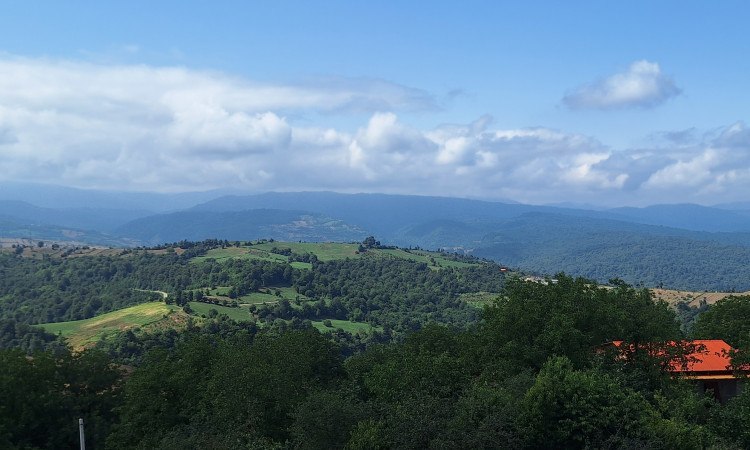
[40,302,182,349]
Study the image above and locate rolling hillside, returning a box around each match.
[5,184,750,291]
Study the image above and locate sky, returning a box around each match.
[0,1,749,207]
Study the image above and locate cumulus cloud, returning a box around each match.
[0,56,436,191]
[563,60,681,110]
[2,55,750,205]
[626,122,750,203]
[167,110,292,155]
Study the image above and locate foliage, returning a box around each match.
[692,295,750,348]
[0,318,67,354]
[708,387,750,448]
[0,347,122,449]
[0,251,174,324]
[4,240,750,448]
[480,274,681,371]
[521,356,654,448]
[107,329,343,448]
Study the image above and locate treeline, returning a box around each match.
[6,275,750,448]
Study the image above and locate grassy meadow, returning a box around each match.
[187,301,254,321]
[40,302,182,349]
[311,319,382,334]
[192,241,481,270]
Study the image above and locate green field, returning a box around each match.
[199,286,306,305]
[376,248,476,268]
[188,301,254,321]
[237,287,305,304]
[459,291,501,308]
[251,242,362,261]
[311,319,382,334]
[192,246,289,263]
[40,302,181,348]
[192,241,481,271]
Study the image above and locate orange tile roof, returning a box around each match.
[681,340,734,373]
[608,339,738,376]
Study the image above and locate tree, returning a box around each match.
[109,330,343,447]
[362,236,379,249]
[290,390,370,449]
[692,295,750,348]
[479,274,681,372]
[709,387,750,447]
[521,356,653,448]
[0,347,122,449]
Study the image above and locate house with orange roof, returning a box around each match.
[603,339,748,404]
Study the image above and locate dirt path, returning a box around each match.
[134,289,168,300]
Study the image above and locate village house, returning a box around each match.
[602,339,748,404]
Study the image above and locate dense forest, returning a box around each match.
[3,240,750,448]
[472,213,750,292]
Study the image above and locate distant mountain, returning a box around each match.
[190,191,587,238]
[6,184,750,291]
[0,216,138,247]
[115,209,369,245]
[0,200,152,232]
[714,202,750,211]
[605,204,750,232]
[470,212,750,291]
[0,181,227,212]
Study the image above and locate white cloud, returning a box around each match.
[167,110,292,155]
[643,149,718,188]
[1,56,750,205]
[563,60,681,110]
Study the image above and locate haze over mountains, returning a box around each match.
[3,182,750,291]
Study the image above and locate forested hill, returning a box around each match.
[471,213,750,292]
[5,185,750,291]
[0,240,505,338]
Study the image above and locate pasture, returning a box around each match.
[459,291,501,308]
[40,302,181,349]
[187,301,254,321]
[191,241,482,272]
[311,319,382,334]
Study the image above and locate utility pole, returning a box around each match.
[79,418,86,450]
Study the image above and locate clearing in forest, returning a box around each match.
[650,288,750,308]
[40,302,182,349]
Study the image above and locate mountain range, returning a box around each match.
[2,182,750,291]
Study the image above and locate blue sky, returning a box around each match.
[1,1,749,206]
